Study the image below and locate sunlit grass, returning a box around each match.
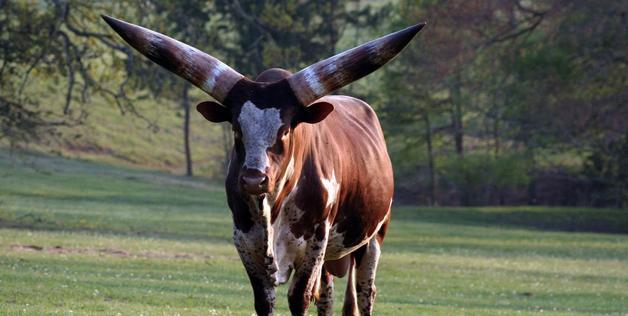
[1,151,627,315]
[6,75,227,177]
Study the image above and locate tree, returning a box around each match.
[105,1,232,176]
[379,0,562,205]
[1,1,234,177]
[214,0,391,75]
[0,1,134,145]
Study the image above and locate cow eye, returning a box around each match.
[278,125,289,139]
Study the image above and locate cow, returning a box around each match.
[103,15,425,316]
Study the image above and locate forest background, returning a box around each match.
[2,0,626,208]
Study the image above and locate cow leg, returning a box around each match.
[288,223,329,316]
[234,238,276,316]
[342,256,359,316]
[233,219,277,315]
[315,268,334,316]
[354,238,381,316]
[246,272,275,316]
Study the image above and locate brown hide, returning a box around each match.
[290,95,393,248]
[324,256,351,277]
[225,93,394,252]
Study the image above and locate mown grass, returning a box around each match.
[1,150,627,315]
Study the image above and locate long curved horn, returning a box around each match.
[287,23,426,106]
[102,15,243,103]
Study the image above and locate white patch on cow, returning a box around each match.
[286,220,330,305]
[272,184,306,285]
[202,61,228,93]
[325,225,348,260]
[275,154,294,195]
[260,197,275,263]
[237,101,282,171]
[273,229,305,284]
[356,237,381,314]
[325,213,389,261]
[301,67,326,96]
[321,172,340,208]
[232,194,278,286]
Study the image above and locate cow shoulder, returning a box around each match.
[319,95,378,126]
[288,155,339,240]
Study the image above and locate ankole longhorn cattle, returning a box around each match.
[103,15,425,315]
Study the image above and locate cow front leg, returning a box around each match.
[234,225,277,316]
[288,223,329,316]
[246,272,275,315]
[315,269,334,316]
[354,238,381,316]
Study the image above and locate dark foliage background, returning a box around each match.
[1,0,626,207]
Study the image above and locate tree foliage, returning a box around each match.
[1,0,625,206]
[0,1,127,143]
[379,0,627,206]
[214,0,391,76]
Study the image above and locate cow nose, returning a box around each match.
[241,171,269,195]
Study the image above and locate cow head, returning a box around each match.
[193,68,335,196]
[102,15,424,196]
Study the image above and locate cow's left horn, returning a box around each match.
[287,22,426,106]
[102,15,243,103]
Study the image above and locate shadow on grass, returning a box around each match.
[395,206,628,234]
[0,208,233,244]
[3,190,221,209]
[0,220,233,244]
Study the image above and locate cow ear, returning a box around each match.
[196,101,231,123]
[300,101,334,124]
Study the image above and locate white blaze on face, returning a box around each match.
[237,101,283,171]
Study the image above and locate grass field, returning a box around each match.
[1,150,627,315]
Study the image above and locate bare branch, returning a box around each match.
[229,0,275,42]
[58,31,75,115]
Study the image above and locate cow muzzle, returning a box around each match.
[241,169,269,195]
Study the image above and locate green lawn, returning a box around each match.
[1,150,627,315]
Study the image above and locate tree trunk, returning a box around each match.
[450,73,464,157]
[526,149,537,205]
[423,112,437,206]
[328,0,338,55]
[450,73,467,205]
[182,85,193,177]
[493,118,500,157]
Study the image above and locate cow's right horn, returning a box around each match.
[287,22,426,106]
[102,15,243,104]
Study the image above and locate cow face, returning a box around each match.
[197,80,333,196]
